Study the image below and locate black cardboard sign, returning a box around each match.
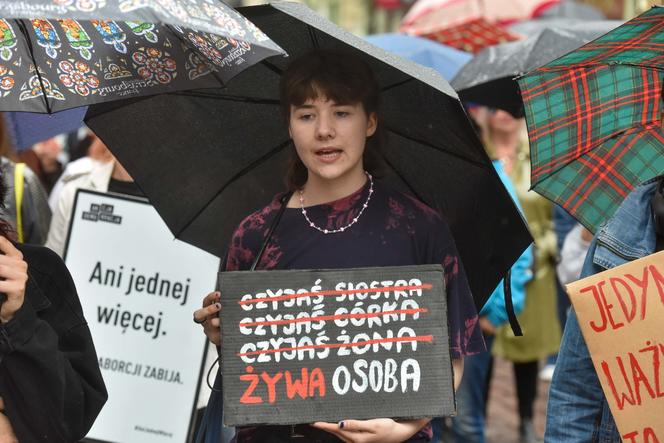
[218,264,455,426]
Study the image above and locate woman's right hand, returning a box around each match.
[193,291,221,346]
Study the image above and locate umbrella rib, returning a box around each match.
[308,24,320,49]
[381,78,415,93]
[165,24,228,88]
[260,59,284,76]
[177,139,292,238]
[378,150,426,203]
[384,126,491,170]
[170,91,280,105]
[16,19,52,114]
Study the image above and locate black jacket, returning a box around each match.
[0,243,107,442]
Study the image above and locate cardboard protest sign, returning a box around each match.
[567,250,664,443]
[219,264,454,426]
[64,190,220,443]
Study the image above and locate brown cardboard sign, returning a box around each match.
[567,250,664,442]
[218,264,455,426]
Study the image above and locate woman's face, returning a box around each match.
[488,108,520,133]
[289,96,377,183]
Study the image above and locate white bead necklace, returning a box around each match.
[299,172,374,234]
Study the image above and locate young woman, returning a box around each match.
[0,170,107,441]
[194,49,484,443]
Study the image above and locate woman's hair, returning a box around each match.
[279,49,384,190]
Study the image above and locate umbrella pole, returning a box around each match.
[16,20,52,114]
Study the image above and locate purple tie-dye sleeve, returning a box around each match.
[443,250,485,358]
[428,218,485,359]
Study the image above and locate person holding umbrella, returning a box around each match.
[193,49,484,443]
[0,170,107,441]
[512,6,664,441]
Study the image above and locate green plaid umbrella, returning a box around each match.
[518,6,664,233]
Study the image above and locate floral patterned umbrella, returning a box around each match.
[0,0,285,113]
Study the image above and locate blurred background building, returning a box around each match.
[226,0,651,35]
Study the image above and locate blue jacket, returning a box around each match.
[545,180,657,442]
[479,161,533,327]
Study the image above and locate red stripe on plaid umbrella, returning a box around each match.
[581,42,664,51]
[571,68,587,158]
[529,86,657,143]
[520,65,607,98]
[565,130,644,213]
[574,17,664,66]
[641,69,650,125]
[532,117,657,180]
[581,68,593,157]
[648,69,661,122]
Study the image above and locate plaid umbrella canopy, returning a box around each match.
[519,6,664,233]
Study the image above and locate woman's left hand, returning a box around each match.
[311,417,428,443]
[0,237,27,324]
[0,396,17,443]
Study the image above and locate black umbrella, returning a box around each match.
[85,1,532,310]
[451,22,619,116]
[0,0,284,112]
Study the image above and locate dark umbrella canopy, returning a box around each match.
[4,107,85,150]
[86,1,532,309]
[451,22,619,116]
[0,0,284,112]
[539,1,606,20]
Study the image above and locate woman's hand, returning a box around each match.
[311,417,429,443]
[193,291,221,346]
[0,397,17,443]
[0,238,28,324]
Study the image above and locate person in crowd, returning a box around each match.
[486,108,560,443]
[48,130,114,212]
[545,177,663,441]
[45,131,218,431]
[556,223,592,287]
[435,107,533,443]
[193,49,484,443]
[540,205,578,381]
[0,167,107,442]
[18,136,64,195]
[46,135,140,257]
[0,118,51,245]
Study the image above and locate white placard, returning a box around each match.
[65,190,220,443]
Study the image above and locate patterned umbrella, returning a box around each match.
[519,6,664,233]
[0,0,285,113]
[400,0,559,53]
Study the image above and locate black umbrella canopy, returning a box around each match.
[451,22,620,116]
[86,1,532,309]
[0,0,284,112]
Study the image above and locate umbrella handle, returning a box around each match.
[250,191,294,272]
[503,269,523,336]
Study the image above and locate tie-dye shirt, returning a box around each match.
[225,180,484,442]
